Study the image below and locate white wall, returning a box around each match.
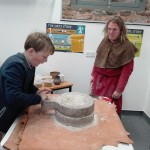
[0,0,150,117]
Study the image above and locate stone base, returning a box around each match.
[55,111,94,127]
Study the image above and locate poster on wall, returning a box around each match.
[46,23,85,53]
[127,29,144,57]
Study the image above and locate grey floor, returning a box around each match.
[121,112,150,150]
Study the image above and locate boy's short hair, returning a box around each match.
[24,32,55,54]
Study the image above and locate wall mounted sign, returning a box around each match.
[127,29,144,57]
[46,23,85,53]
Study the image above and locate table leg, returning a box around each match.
[69,86,72,92]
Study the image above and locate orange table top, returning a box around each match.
[47,81,73,90]
[35,81,73,90]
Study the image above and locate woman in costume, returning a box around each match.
[91,16,137,116]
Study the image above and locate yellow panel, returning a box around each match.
[71,34,84,53]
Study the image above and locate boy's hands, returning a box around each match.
[36,87,51,100]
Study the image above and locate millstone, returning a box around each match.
[42,92,94,127]
[56,92,94,127]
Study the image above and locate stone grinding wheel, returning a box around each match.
[56,92,94,127]
[42,92,95,127]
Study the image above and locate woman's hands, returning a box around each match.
[112,91,122,99]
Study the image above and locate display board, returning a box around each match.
[127,29,144,57]
[47,23,85,53]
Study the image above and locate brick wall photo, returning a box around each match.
[62,0,150,25]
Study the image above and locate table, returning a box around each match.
[0,116,134,150]
[35,81,73,94]
[1,99,134,150]
[48,81,73,94]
